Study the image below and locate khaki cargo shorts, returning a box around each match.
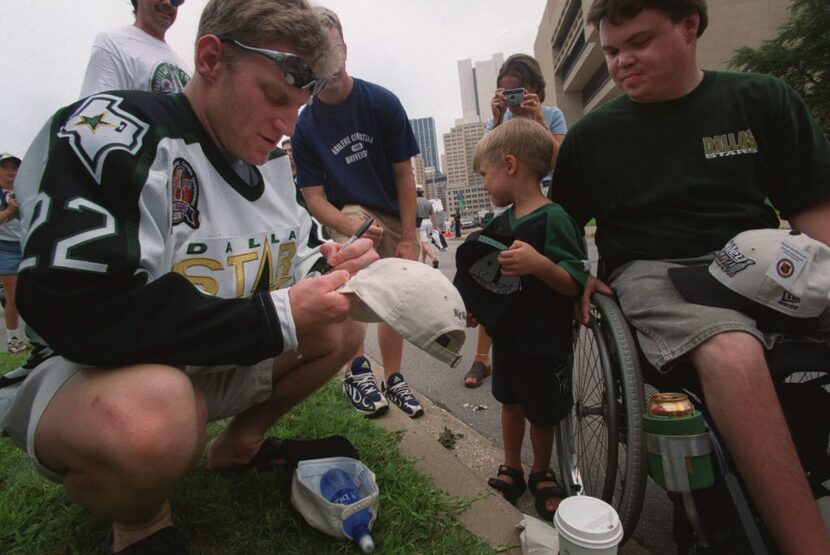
[336,204,419,259]
[1,356,275,482]
[609,255,830,372]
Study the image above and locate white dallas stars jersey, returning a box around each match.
[15,91,328,368]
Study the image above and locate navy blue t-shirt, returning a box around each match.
[292,78,419,217]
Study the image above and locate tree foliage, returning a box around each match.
[730,0,830,135]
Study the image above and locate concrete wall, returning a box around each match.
[534,0,792,125]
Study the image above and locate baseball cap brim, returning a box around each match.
[339,258,467,367]
[668,265,821,334]
[341,290,466,368]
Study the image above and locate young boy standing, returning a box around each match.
[456,118,589,520]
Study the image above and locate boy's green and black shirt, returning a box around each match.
[485,203,589,357]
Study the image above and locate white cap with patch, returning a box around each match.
[669,229,830,327]
[339,258,467,367]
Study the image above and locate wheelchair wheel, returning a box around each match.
[556,293,647,540]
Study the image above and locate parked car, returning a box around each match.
[461,219,475,229]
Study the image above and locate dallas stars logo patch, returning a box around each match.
[172,158,200,228]
[58,94,149,184]
[715,239,756,277]
[76,113,114,132]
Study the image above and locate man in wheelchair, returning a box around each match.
[549,1,830,553]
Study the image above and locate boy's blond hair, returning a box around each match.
[474,118,553,180]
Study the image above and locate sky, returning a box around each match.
[0,0,547,160]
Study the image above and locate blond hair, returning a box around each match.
[313,6,344,40]
[197,0,336,76]
[474,118,553,180]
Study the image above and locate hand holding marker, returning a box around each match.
[322,217,374,274]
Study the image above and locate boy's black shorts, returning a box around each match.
[491,339,573,427]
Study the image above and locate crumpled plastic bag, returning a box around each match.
[516,513,560,554]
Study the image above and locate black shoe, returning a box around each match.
[432,260,439,269]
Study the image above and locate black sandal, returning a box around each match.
[487,464,526,505]
[464,361,492,388]
[528,468,566,521]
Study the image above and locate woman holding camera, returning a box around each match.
[486,53,567,175]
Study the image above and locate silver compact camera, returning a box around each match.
[503,88,526,106]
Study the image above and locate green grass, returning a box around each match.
[0,353,493,554]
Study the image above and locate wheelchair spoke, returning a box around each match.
[565,317,620,502]
[556,294,647,541]
[576,418,608,496]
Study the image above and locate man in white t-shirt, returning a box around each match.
[80,0,191,97]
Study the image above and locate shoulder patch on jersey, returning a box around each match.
[172,158,200,228]
[58,94,149,184]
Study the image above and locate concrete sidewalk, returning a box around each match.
[357,355,650,554]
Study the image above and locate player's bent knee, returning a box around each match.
[97,366,203,477]
[340,318,364,353]
[299,318,363,358]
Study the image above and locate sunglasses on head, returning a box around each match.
[219,36,327,97]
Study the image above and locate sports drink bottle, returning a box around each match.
[319,467,375,553]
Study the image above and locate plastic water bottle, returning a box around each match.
[319,467,375,553]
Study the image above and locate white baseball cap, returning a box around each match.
[339,258,467,367]
[669,229,830,330]
[0,153,21,166]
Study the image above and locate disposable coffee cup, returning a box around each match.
[554,496,623,554]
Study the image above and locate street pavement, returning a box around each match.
[363,228,676,554]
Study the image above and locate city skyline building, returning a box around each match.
[409,116,441,173]
[457,53,504,123]
[411,155,427,190]
[442,115,492,218]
